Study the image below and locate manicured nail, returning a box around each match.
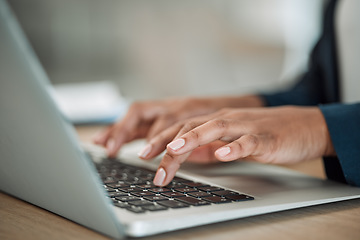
[167,138,185,151]
[216,146,231,157]
[138,144,152,158]
[153,167,166,186]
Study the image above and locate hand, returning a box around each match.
[148,106,335,186]
[93,95,264,157]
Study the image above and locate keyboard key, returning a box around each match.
[177,196,211,206]
[139,173,155,180]
[106,188,117,193]
[128,200,154,207]
[172,177,192,183]
[113,202,131,208]
[203,196,232,204]
[174,187,198,193]
[136,184,155,189]
[103,177,116,184]
[115,196,141,202]
[183,182,208,188]
[198,186,223,192]
[225,194,254,202]
[118,187,143,193]
[161,192,186,198]
[144,195,169,202]
[142,204,168,212]
[108,191,129,198]
[167,181,185,188]
[106,183,130,188]
[149,187,172,193]
[97,165,108,173]
[157,200,190,209]
[187,191,213,198]
[126,178,146,185]
[212,190,239,197]
[127,206,146,214]
[130,191,155,197]
[138,168,155,175]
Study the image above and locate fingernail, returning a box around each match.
[107,139,116,154]
[216,146,231,157]
[138,144,152,158]
[167,138,185,151]
[153,167,166,186]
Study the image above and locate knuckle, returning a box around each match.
[162,112,177,123]
[150,132,164,144]
[244,135,259,147]
[241,122,256,133]
[213,119,228,130]
[174,120,185,130]
[164,152,175,161]
[188,129,200,141]
[163,153,182,167]
[233,140,243,152]
[183,121,199,131]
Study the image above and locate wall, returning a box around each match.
[9,0,323,100]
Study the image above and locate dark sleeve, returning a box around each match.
[257,0,360,186]
[319,103,360,186]
[260,71,329,107]
[260,0,340,107]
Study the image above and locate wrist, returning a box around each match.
[200,95,266,110]
[235,95,266,108]
[318,108,336,157]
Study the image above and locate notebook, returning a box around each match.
[1,0,360,238]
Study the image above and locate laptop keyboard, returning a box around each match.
[95,158,254,214]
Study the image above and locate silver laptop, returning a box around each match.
[1,1,360,238]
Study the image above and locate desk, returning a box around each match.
[1,125,360,240]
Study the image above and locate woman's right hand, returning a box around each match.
[93,95,264,158]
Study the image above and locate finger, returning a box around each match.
[141,117,209,159]
[138,121,185,159]
[214,134,266,162]
[146,107,221,141]
[167,119,248,155]
[105,104,146,157]
[153,118,234,186]
[153,140,226,186]
[132,122,154,140]
[139,115,208,159]
[153,151,192,186]
[187,141,225,164]
[146,113,177,141]
[93,126,112,146]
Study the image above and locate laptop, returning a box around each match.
[1,0,360,238]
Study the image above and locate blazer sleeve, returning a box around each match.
[319,103,360,186]
[258,0,360,186]
[260,0,340,107]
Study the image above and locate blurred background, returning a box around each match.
[9,0,324,101]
